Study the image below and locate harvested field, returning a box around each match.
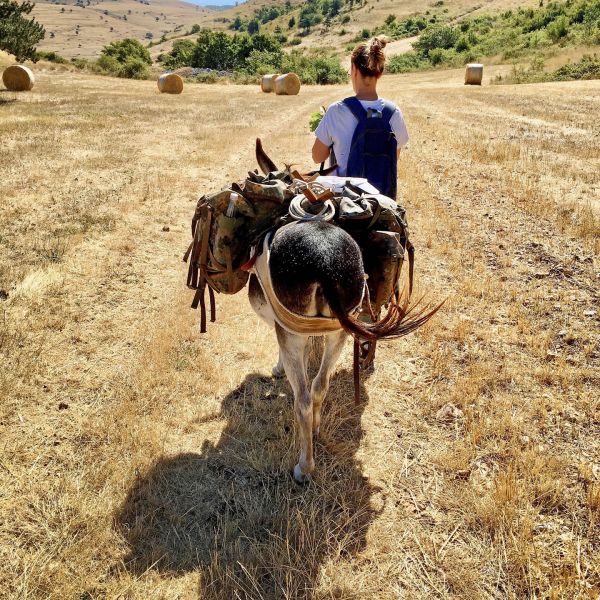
[0,65,599,598]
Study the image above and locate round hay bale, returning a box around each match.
[260,74,279,93]
[157,73,183,94]
[464,63,483,86]
[2,65,35,91]
[274,72,301,96]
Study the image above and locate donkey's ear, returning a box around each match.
[256,138,279,175]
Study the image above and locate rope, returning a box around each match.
[289,195,336,222]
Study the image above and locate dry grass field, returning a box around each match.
[1,59,599,599]
[33,0,212,59]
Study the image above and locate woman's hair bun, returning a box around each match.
[351,35,389,77]
[370,35,390,50]
[366,35,389,74]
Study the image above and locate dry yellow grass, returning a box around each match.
[33,0,212,59]
[0,62,599,599]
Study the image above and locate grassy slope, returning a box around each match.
[32,0,542,60]
[32,0,213,59]
[0,58,599,598]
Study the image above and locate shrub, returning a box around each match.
[280,50,349,84]
[118,57,149,79]
[553,53,600,79]
[413,25,460,57]
[193,70,219,83]
[70,57,90,70]
[36,50,68,63]
[245,48,283,74]
[101,38,151,65]
[428,47,459,65]
[387,51,427,73]
[96,54,120,73]
[163,39,195,69]
[546,15,569,42]
[455,34,471,52]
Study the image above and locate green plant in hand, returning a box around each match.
[309,109,324,132]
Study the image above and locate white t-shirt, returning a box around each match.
[315,98,409,176]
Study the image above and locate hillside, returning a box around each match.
[32,0,213,58]
[148,0,541,59]
[30,0,544,60]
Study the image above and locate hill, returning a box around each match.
[144,0,545,63]
[30,0,544,60]
[32,0,214,58]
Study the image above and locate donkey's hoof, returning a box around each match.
[272,363,285,378]
[293,464,311,484]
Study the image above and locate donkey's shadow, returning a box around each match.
[116,366,379,598]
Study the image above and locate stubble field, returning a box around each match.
[1,64,599,598]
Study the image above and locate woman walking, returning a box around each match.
[312,36,409,199]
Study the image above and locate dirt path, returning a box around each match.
[1,70,598,598]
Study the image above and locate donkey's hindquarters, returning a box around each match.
[249,221,441,482]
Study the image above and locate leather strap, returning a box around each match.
[208,286,216,323]
[252,233,343,336]
[407,240,415,296]
[353,338,360,404]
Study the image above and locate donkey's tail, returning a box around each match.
[323,282,444,343]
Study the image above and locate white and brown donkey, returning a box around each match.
[248,141,439,483]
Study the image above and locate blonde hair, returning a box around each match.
[351,35,389,78]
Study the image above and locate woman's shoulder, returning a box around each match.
[326,99,352,112]
[379,97,401,110]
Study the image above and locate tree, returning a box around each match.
[163,38,194,69]
[101,38,152,65]
[231,16,243,31]
[192,30,235,70]
[247,18,259,35]
[413,26,459,57]
[0,0,45,62]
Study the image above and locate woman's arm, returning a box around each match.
[312,138,331,164]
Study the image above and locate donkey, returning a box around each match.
[248,141,439,483]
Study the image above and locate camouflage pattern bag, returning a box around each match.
[183,172,294,332]
[184,168,413,331]
[336,187,413,317]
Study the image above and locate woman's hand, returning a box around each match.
[312,138,331,164]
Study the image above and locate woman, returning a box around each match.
[312,36,409,199]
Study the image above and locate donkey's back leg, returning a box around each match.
[274,323,313,482]
[311,330,347,436]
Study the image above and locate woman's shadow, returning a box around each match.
[116,356,379,599]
